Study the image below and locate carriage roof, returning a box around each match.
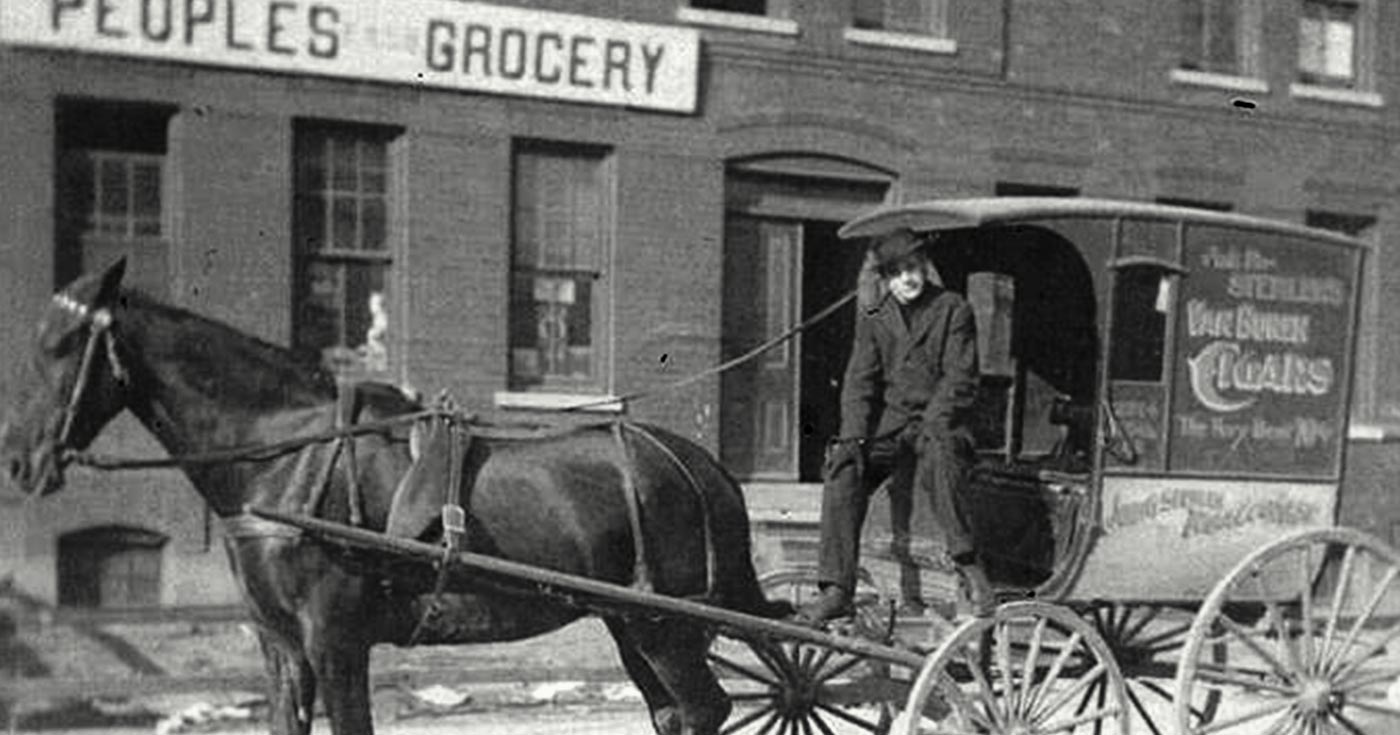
[837,197,1369,252]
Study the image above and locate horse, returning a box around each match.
[0,259,789,735]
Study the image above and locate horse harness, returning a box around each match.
[216,395,721,645]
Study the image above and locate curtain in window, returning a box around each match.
[510,147,607,388]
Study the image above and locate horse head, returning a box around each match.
[1,258,133,496]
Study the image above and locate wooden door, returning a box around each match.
[721,216,802,479]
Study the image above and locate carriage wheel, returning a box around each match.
[1081,602,1222,735]
[896,601,1129,734]
[709,568,898,734]
[1175,527,1400,735]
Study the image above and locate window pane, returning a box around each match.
[299,260,345,350]
[1299,17,1326,74]
[344,262,387,350]
[1181,0,1238,72]
[331,136,357,191]
[99,158,128,218]
[133,161,161,221]
[362,197,387,251]
[295,195,326,252]
[299,137,327,193]
[1323,17,1355,78]
[1110,267,1171,382]
[884,0,937,35]
[134,217,161,237]
[332,196,358,250]
[1204,0,1237,69]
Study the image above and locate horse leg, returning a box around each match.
[305,630,375,735]
[605,616,683,735]
[618,619,731,735]
[257,630,316,735]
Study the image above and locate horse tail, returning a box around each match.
[625,424,794,620]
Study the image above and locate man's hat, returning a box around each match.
[870,228,927,269]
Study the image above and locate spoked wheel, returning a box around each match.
[1082,602,1222,735]
[897,601,1129,734]
[1176,527,1400,735]
[709,568,900,734]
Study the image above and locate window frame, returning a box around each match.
[1297,0,1360,88]
[1172,0,1266,91]
[53,99,174,293]
[291,120,403,379]
[505,140,617,397]
[844,0,955,54]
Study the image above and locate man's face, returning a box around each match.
[885,254,929,304]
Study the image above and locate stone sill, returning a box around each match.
[1290,83,1384,108]
[1169,68,1270,94]
[843,27,957,55]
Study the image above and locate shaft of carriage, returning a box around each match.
[247,504,929,670]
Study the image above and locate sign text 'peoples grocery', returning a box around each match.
[4,0,700,112]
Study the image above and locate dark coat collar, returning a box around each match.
[872,287,944,344]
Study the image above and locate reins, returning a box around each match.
[560,288,858,413]
[62,409,447,471]
[56,286,860,469]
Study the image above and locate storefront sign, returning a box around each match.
[1,0,700,112]
[1170,226,1359,477]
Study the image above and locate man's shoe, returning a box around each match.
[958,563,996,618]
[794,586,854,625]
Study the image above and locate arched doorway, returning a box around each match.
[719,156,892,482]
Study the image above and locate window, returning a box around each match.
[57,526,166,608]
[1105,263,1178,470]
[1298,0,1358,88]
[1110,267,1174,383]
[292,122,400,375]
[54,100,174,295]
[509,142,613,392]
[852,0,948,36]
[691,0,765,12]
[995,182,1079,198]
[1180,0,1240,73]
[1156,196,1233,212]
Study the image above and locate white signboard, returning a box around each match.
[1,0,701,112]
[1069,476,1338,600]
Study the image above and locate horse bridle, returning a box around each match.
[49,293,129,463]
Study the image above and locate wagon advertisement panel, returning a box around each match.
[0,0,700,112]
[1169,226,1358,478]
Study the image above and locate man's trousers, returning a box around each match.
[815,428,975,593]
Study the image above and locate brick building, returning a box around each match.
[1,0,1398,608]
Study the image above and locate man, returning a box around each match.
[798,227,994,623]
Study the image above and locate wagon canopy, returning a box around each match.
[837,197,1365,248]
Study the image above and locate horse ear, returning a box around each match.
[95,257,127,306]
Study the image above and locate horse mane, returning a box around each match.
[117,288,339,408]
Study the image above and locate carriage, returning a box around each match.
[3,198,1395,735]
